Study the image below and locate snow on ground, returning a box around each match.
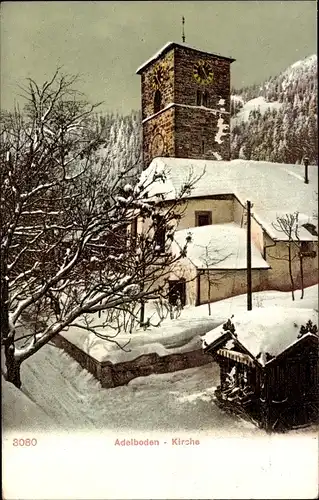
[203,307,318,364]
[2,284,317,434]
[2,377,54,430]
[232,96,283,124]
[59,284,318,363]
[13,347,257,434]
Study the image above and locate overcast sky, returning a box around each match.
[1,1,317,114]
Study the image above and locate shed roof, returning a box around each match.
[202,307,318,366]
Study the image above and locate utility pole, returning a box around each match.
[304,156,309,184]
[139,257,146,326]
[246,200,252,311]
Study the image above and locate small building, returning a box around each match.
[172,222,270,305]
[139,157,318,305]
[202,307,319,431]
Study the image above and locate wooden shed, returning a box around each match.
[202,307,319,432]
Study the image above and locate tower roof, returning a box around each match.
[136,41,236,74]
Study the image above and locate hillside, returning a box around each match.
[231,54,318,165]
[64,54,318,182]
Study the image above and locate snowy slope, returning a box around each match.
[282,54,317,89]
[232,96,282,124]
[2,377,55,430]
[5,349,318,500]
[231,54,317,165]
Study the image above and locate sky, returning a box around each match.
[1,1,317,115]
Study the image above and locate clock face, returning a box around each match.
[152,62,168,89]
[151,132,165,157]
[193,60,214,85]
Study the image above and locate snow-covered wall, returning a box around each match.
[52,335,212,389]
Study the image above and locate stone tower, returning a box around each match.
[136,42,235,169]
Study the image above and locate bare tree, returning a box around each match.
[0,70,196,387]
[271,212,311,300]
[195,241,231,316]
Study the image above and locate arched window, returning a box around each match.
[154,90,162,113]
[196,90,209,107]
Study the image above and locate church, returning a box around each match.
[135,41,318,306]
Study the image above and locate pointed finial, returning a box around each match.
[182,16,186,43]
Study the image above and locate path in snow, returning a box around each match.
[11,343,259,434]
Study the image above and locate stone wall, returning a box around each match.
[141,48,175,121]
[142,107,175,169]
[52,334,212,389]
[174,105,230,161]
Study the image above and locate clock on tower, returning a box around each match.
[136,41,235,168]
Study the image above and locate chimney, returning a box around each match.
[304,157,309,184]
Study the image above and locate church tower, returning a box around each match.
[136,42,235,169]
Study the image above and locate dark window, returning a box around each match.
[201,140,205,154]
[169,279,186,307]
[300,241,316,258]
[154,90,162,113]
[154,216,166,252]
[301,241,311,253]
[195,211,212,227]
[196,91,209,107]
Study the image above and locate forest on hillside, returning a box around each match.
[230,55,317,165]
[94,54,317,176]
[3,54,315,185]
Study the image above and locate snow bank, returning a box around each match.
[174,223,269,269]
[2,377,55,430]
[202,307,318,364]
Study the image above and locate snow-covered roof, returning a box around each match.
[173,223,269,270]
[136,41,235,74]
[141,158,318,241]
[202,307,318,366]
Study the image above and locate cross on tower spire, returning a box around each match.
[182,16,186,43]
